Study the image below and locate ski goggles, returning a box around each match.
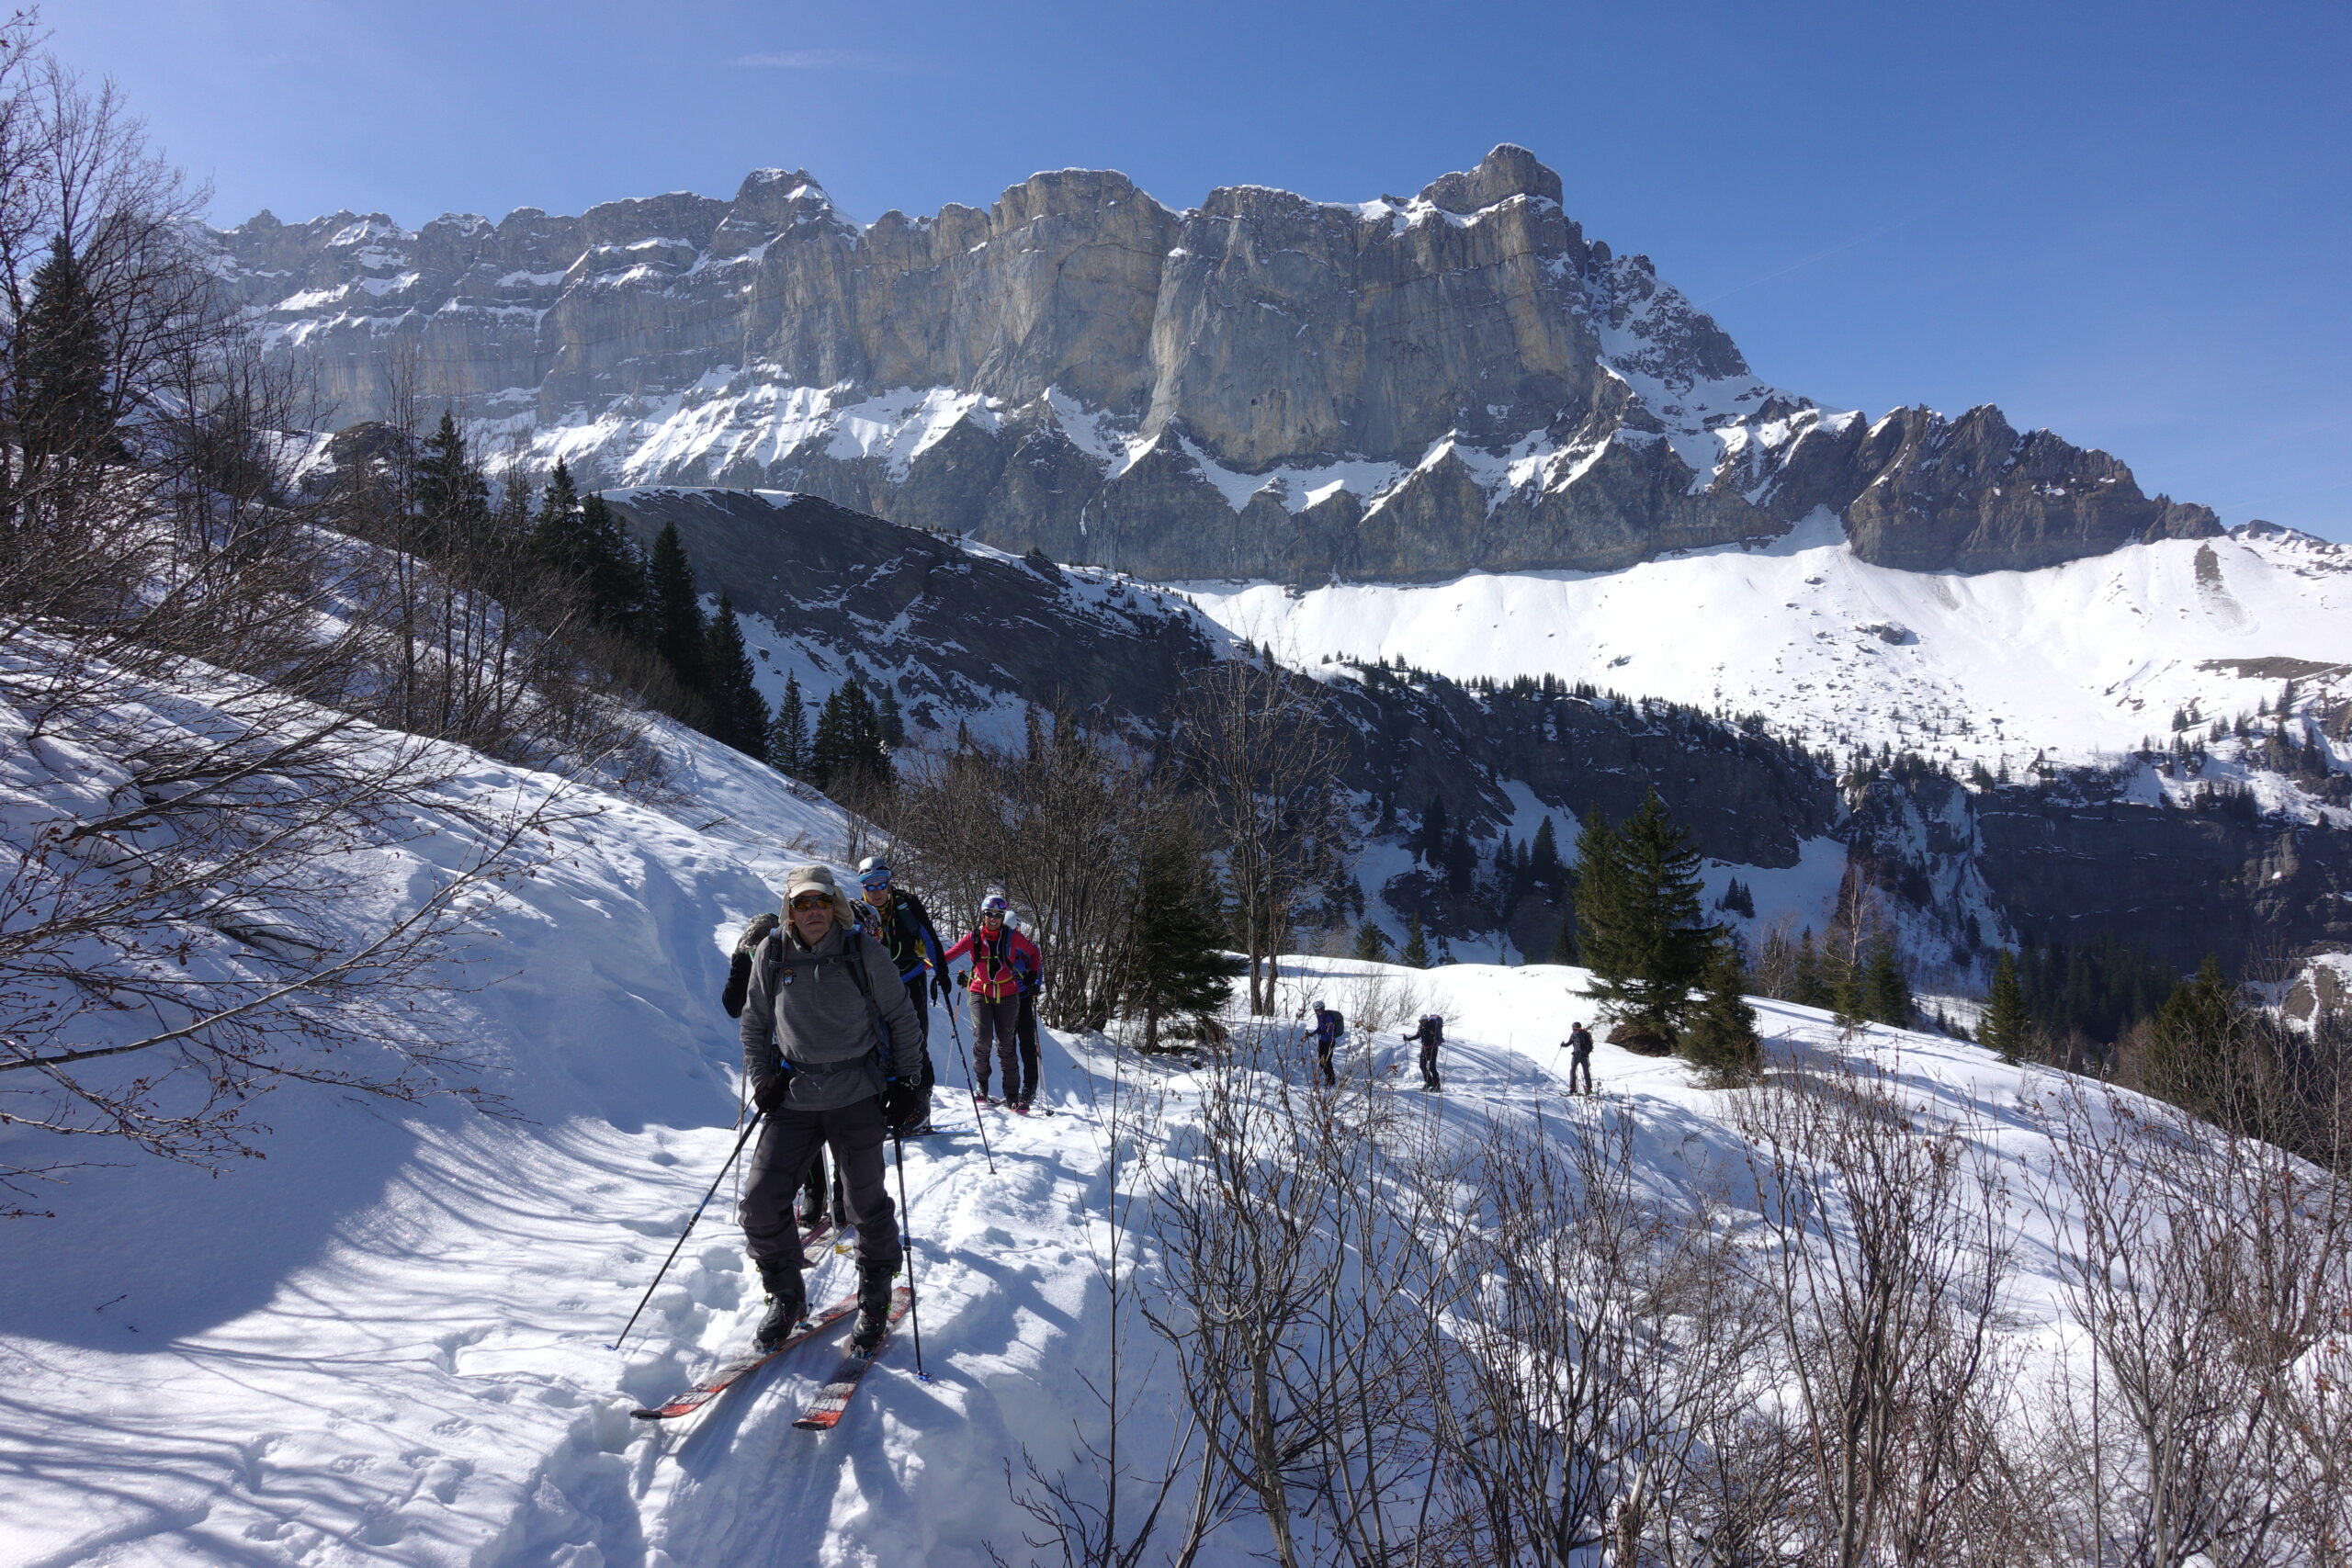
[859,869,892,891]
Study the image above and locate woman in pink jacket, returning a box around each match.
[941,895,1044,1108]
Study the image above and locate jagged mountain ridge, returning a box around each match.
[212,148,2217,582]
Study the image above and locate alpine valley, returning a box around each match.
[231,146,2352,987]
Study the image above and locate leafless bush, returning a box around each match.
[2034,1075,2352,1568]
[1173,655,1354,1016]
[882,713,1173,1032]
[1732,1051,2022,1568]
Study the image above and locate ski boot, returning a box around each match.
[848,1258,898,1356]
[752,1252,808,1350]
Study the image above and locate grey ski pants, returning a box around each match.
[970,995,1021,1095]
[740,1097,899,1270]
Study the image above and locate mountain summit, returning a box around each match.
[215,146,2217,581]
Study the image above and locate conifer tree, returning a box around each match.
[415,410,489,529]
[809,682,891,795]
[767,671,811,776]
[1531,815,1563,888]
[1126,822,1247,1052]
[647,520,706,689]
[2144,955,2241,1121]
[1551,913,1578,965]
[1683,942,1762,1085]
[14,235,117,468]
[1402,912,1430,969]
[1981,949,2035,1062]
[875,685,905,748]
[1351,920,1393,963]
[574,494,648,637]
[1792,931,1830,1009]
[1577,792,1715,1042]
[1866,938,1914,1026]
[700,595,769,755]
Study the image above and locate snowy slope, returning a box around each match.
[0,698,2223,1567]
[1178,518,2352,774]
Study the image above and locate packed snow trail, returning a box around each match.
[2,710,2103,1567]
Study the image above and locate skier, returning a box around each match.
[722,911,836,1230]
[1009,908,1048,1111]
[1566,1020,1595,1095]
[855,856,948,1124]
[1310,1001,1343,1087]
[738,864,930,1354]
[1408,1013,1444,1090]
[941,895,1043,1109]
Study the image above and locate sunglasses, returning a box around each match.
[789,892,833,911]
[860,875,890,890]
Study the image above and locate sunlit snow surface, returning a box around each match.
[1176,518,2352,775]
[1,701,2146,1567]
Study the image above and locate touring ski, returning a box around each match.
[630,1292,857,1420]
[792,1286,914,1430]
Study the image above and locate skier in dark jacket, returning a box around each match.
[1310,1002,1343,1086]
[856,856,946,1117]
[941,896,1043,1108]
[738,864,929,1353]
[1566,1021,1595,1095]
[1408,1013,1444,1091]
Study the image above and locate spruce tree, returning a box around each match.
[875,685,905,747]
[767,671,811,776]
[1551,911,1578,965]
[1351,920,1393,963]
[1792,931,1829,1009]
[415,410,489,530]
[1531,816,1563,889]
[15,235,117,468]
[1866,939,1914,1027]
[2144,955,2240,1121]
[1127,822,1247,1052]
[1683,942,1762,1085]
[647,520,707,690]
[574,494,648,637]
[1577,792,1715,1043]
[701,595,769,755]
[1401,912,1430,969]
[809,682,891,795]
[1982,949,2035,1062]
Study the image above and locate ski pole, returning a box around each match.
[890,1130,929,1381]
[610,1110,763,1352]
[943,989,998,1174]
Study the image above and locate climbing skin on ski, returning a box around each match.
[793,1285,914,1430]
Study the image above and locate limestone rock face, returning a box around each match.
[211,146,2220,581]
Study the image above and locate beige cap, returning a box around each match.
[784,863,841,901]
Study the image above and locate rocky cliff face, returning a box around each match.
[217,148,2218,581]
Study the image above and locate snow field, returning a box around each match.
[2,699,2168,1567]
[1175,519,2352,778]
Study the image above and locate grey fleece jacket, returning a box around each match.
[739,923,925,1112]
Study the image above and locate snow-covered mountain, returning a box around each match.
[1182,517,2352,794]
[209,147,2217,583]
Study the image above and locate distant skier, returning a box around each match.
[856,856,947,1123]
[1408,1013,1444,1091]
[738,864,930,1354]
[942,894,1043,1109]
[1310,1001,1344,1086]
[1566,1020,1595,1095]
[1009,908,1048,1111]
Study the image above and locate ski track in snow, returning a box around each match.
[0,713,2147,1566]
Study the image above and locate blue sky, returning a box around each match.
[48,0,2352,537]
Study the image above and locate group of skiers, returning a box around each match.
[720,857,1046,1354]
[718,860,1604,1362]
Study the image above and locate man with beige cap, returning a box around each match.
[737,863,929,1354]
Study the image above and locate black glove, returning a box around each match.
[953,969,969,990]
[932,971,955,1002]
[881,1079,931,1135]
[752,1075,787,1115]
